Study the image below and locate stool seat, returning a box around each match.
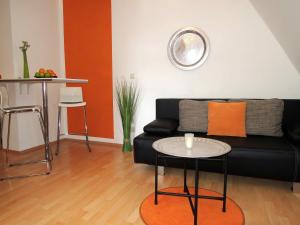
[58,102,86,108]
[56,87,90,155]
[2,105,42,113]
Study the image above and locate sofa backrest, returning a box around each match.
[156,98,300,131]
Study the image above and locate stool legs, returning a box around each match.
[0,110,50,181]
[5,113,11,166]
[0,114,4,155]
[83,106,91,152]
[56,105,91,155]
[0,114,3,150]
[4,112,46,167]
[55,106,61,155]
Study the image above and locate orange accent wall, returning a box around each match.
[63,0,114,138]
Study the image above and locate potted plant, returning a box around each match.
[116,80,139,152]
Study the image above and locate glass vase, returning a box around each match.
[22,50,29,79]
[122,136,132,152]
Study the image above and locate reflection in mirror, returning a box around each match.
[168,27,209,70]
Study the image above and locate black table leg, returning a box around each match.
[155,151,158,205]
[194,159,199,225]
[223,154,228,212]
[184,161,187,192]
[152,152,228,224]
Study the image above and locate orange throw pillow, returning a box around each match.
[207,102,247,137]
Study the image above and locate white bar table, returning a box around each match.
[0,78,88,173]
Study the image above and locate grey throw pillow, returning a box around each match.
[178,100,208,132]
[230,99,284,137]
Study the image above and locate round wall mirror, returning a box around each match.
[168,27,209,70]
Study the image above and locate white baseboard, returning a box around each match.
[63,134,117,144]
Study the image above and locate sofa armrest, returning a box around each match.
[143,119,178,136]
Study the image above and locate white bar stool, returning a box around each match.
[56,87,91,155]
[0,86,50,181]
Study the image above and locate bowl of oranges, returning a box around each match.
[34,68,57,78]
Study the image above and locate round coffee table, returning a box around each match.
[152,137,231,225]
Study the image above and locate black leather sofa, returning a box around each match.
[133,99,300,185]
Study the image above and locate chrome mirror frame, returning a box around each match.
[167,27,210,70]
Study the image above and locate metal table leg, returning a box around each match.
[153,153,228,225]
[184,161,188,192]
[41,82,52,170]
[223,154,228,212]
[194,159,199,225]
[155,151,158,205]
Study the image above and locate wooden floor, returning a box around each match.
[0,140,299,225]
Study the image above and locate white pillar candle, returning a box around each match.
[185,133,194,149]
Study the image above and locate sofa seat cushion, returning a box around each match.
[210,135,292,152]
[134,132,295,181]
[175,131,293,152]
[286,121,300,143]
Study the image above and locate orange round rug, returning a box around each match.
[140,187,245,225]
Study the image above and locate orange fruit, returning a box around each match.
[39,68,45,74]
[47,69,54,74]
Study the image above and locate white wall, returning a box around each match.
[0,0,14,79]
[112,0,300,144]
[0,0,20,150]
[0,0,66,151]
[250,0,300,74]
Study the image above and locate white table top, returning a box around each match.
[0,78,88,83]
[153,137,231,158]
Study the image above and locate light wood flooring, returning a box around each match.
[0,140,299,225]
